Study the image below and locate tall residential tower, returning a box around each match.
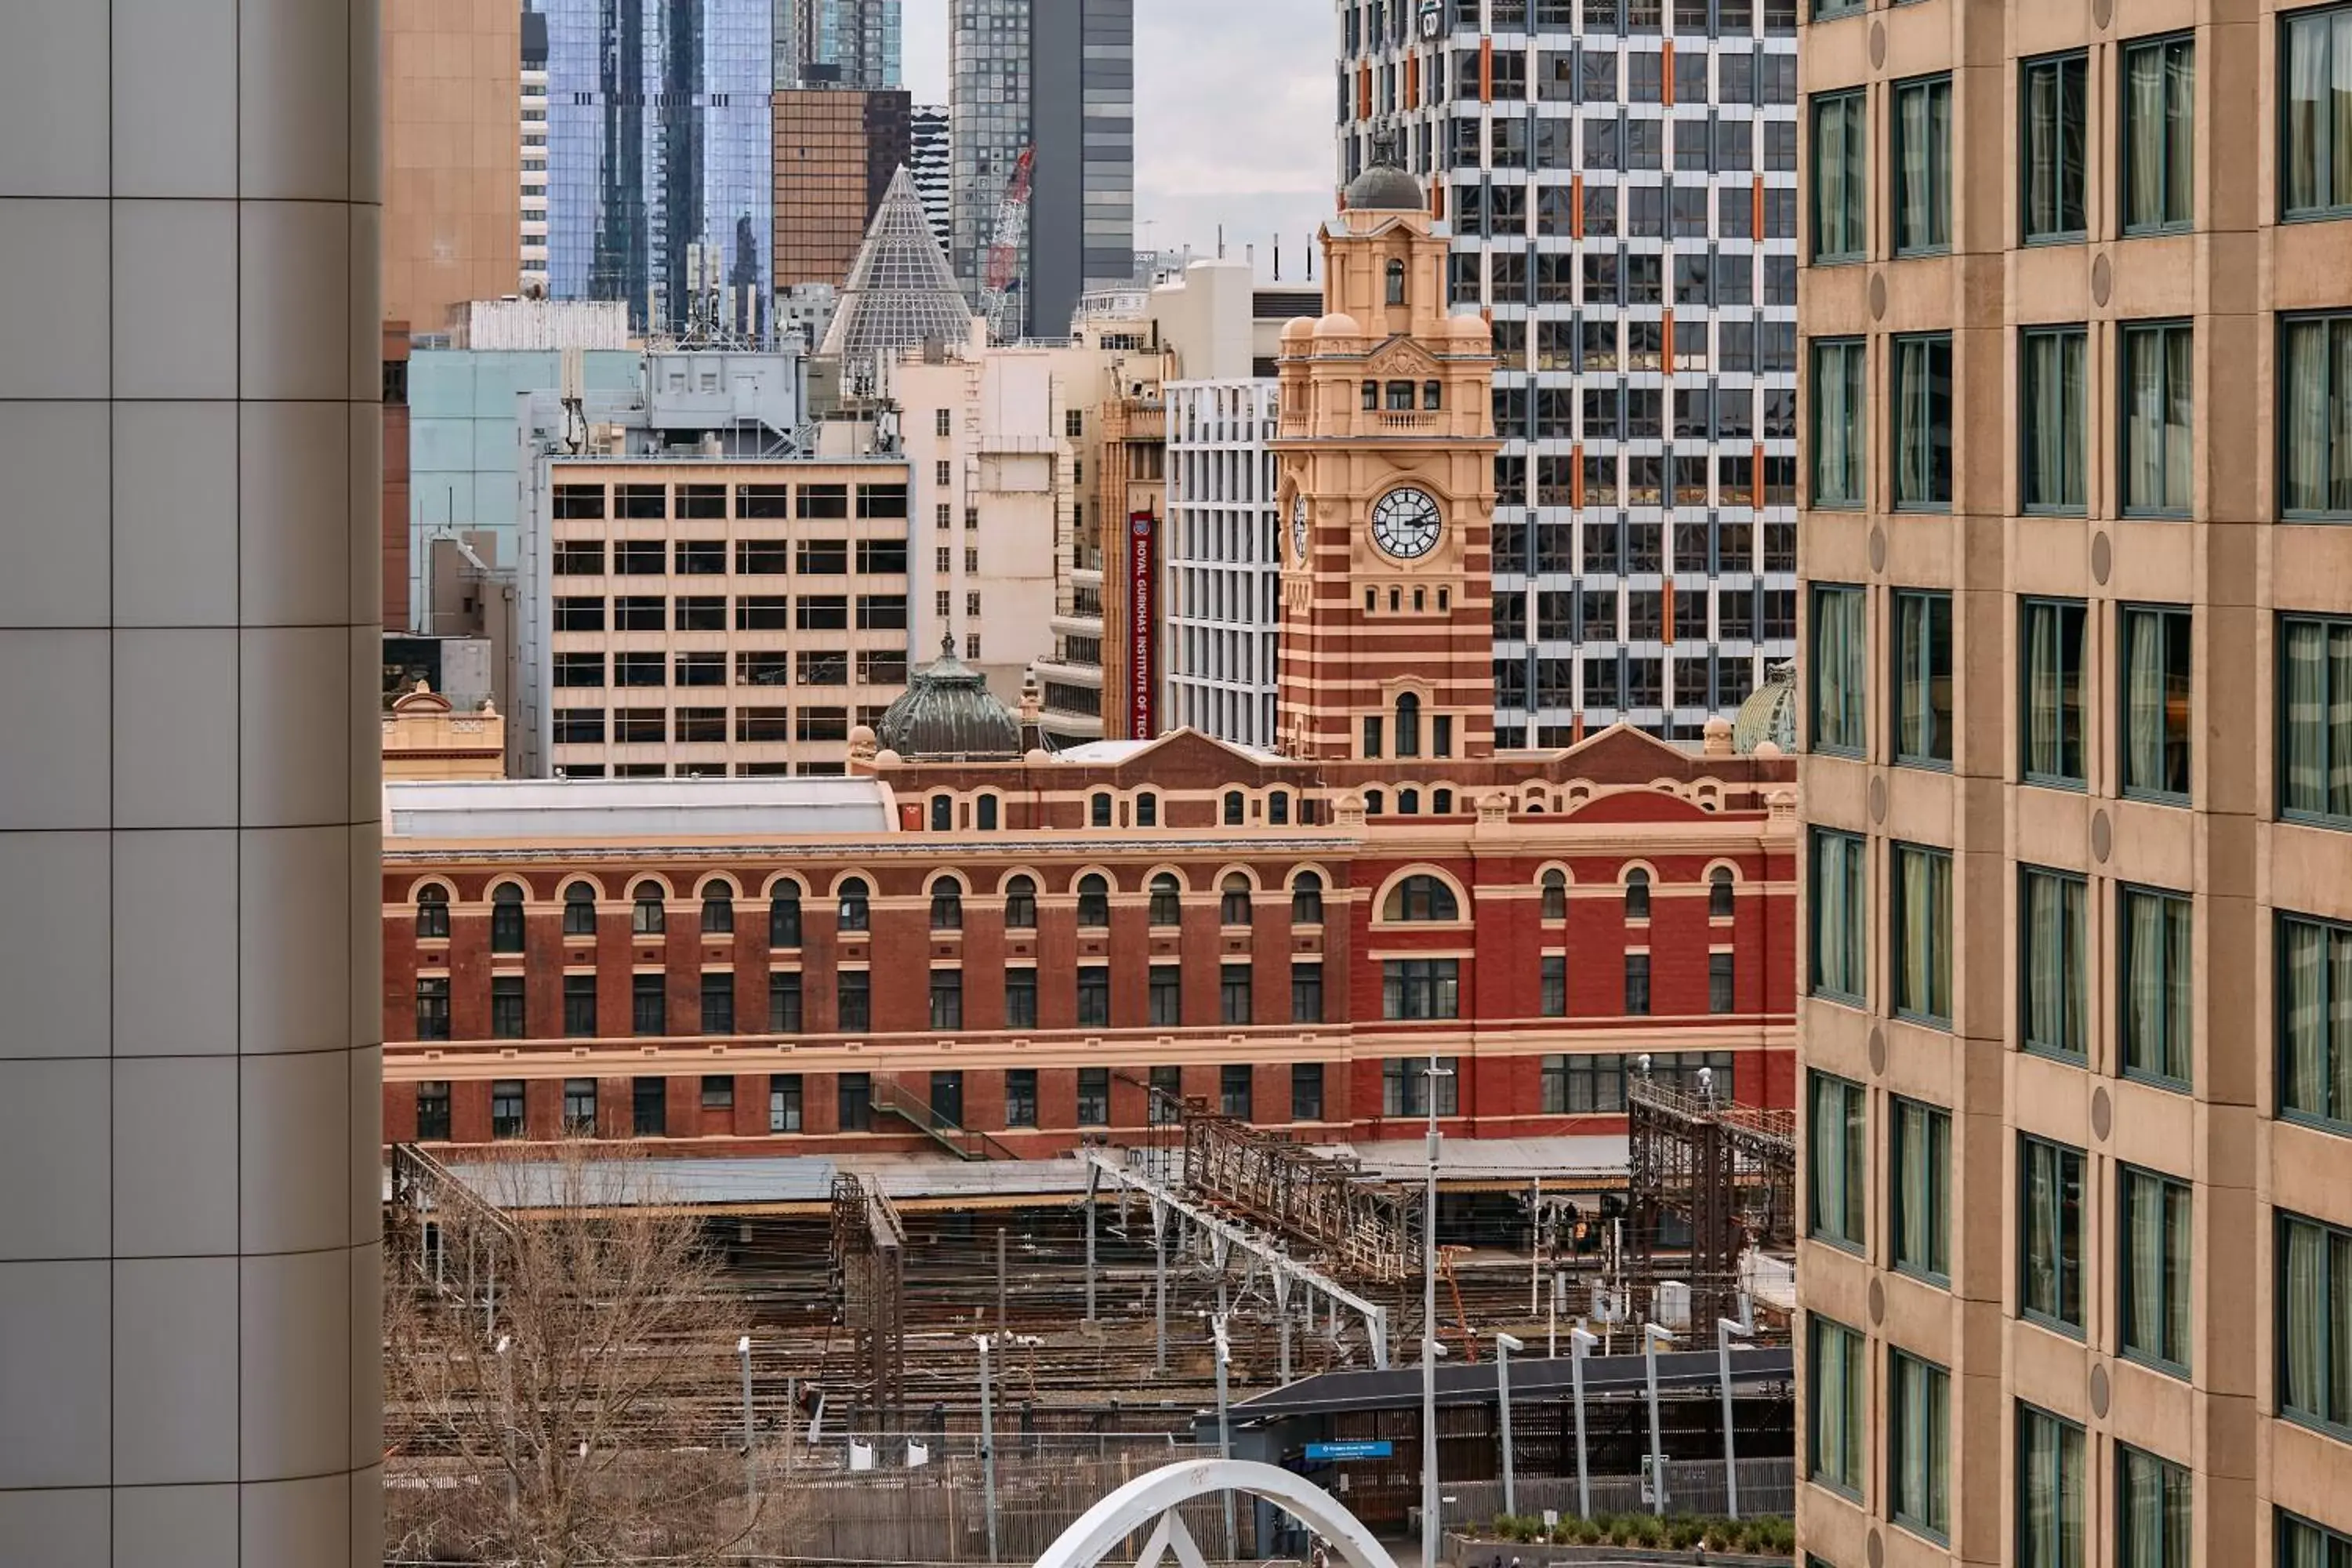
[1795,4,2352,1566]
[1341,0,1802,743]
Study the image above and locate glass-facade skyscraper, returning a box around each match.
[949,0,1134,339]
[778,0,902,88]
[547,0,774,339]
[1340,0,1800,742]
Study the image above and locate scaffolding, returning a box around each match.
[1624,1076,1797,1334]
[830,1172,908,1436]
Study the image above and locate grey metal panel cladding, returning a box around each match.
[1025,0,1092,337]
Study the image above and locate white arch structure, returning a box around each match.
[1033,1459,1399,1568]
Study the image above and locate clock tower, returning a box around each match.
[1272,150,1499,765]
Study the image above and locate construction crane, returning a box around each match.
[978,144,1035,342]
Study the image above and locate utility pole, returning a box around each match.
[1212,1308,1236,1559]
[738,1335,756,1526]
[975,1334,999,1564]
[1420,1052,1454,1568]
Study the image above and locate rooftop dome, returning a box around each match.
[876,636,1022,761]
[1313,310,1363,339]
[1343,129,1425,212]
[1280,315,1316,342]
[1731,661,1799,756]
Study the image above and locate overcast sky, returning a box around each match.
[902,2,1335,282]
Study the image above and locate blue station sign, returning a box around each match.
[1305,1439,1394,1461]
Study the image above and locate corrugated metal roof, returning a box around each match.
[384,778,895,841]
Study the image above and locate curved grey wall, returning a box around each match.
[0,0,384,1562]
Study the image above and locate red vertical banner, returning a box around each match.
[1128,512,1156,738]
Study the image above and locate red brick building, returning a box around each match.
[378,162,1798,1155]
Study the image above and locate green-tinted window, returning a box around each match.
[2115,1446,2190,1568]
[2121,321,2193,514]
[1808,1315,1864,1496]
[2120,887,2193,1087]
[1811,338,1867,506]
[2021,53,2089,241]
[1808,1072,1866,1250]
[2016,1405,2085,1568]
[1893,590,1952,767]
[1892,843,1951,1025]
[2022,866,2089,1061]
[2280,912,2352,1133]
[2022,599,2088,786]
[2022,327,2087,512]
[1889,1351,1950,1541]
[2278,1210,2352,1435]
[2120,1167,2193,1374]
[1891,1097,1950,1281]
[1893,74,1953,252]
[2122,35,2194,233]
[2283,5,2352,220]
[1893,334,1953,508]
[2281,615,2352,826]
[1810,829,1867,1004]
[2281,314,2352,517]
[2121,605,2192,800]
[1811,584,1866,754]
[2021,1137,2086,1334]
[1812,90,1867,261]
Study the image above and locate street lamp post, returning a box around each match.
[974,1334,999,1564]
[1567,1326,1598,1519]
[1494,1331,1524,1518]
[1212,1310,1236,1559]
[738,1334,756,1523]
[1715,1315,1753,1519]
[1642,1323,1673,1516]
[1419,1053,1454,1568]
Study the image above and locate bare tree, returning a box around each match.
[385,1142,776,1566]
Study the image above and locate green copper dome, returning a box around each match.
[876,637,1022,760]
[1730,661,1798,755]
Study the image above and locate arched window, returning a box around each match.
[1433,788,1454,814]
[1541,869,1568,921]
[1395,693,1422,757]
[1710,867,1735,918]
[1220,873,1253,926]
[769,884,802,947]
[837,877,871,931]
[1224,790,1245,826]
[1004,875,1038,928]
[631,881,666,934]
[1365,789,1385,815]
[977,794,1000,830]
[1076,873,1110,928]
[929,877,963,930]
[561,881,597,936]
[1625,869,1652,921]
[1149,873,1182,927]
[1385,258,1406,304]
[699,883,735,935]
[930,794,954,831]
[1090,792,1113,828]
[489,884,525,952]
[1399,788,1421,815]
[1384,874,1461,922]
[1136,792,1158,827]
[1291,871,1325,926]
[408,887,448,943]
[1268,790,1290,826]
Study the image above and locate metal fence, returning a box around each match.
[1439,1457,1795,1526]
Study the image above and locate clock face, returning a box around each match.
[1290,495,1309,561]
[1370,487,1443,560]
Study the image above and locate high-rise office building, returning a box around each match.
[771,87,911,289]
[1341,0,1802,743]
[1795,5,2352,1566]
[777,0,902,89]
[910,103,954,254]
[385,0,524,333]
[546,0,774,339]
[949,0,1136,339]
[521,8,550,296]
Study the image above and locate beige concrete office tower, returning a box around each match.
[1795,3,2352,1566]
[0,0,383,1563]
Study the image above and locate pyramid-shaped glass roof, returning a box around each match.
[818,165,975,367]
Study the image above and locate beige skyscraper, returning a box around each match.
[1795,3,2352,1566]
[385,0,523,333]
